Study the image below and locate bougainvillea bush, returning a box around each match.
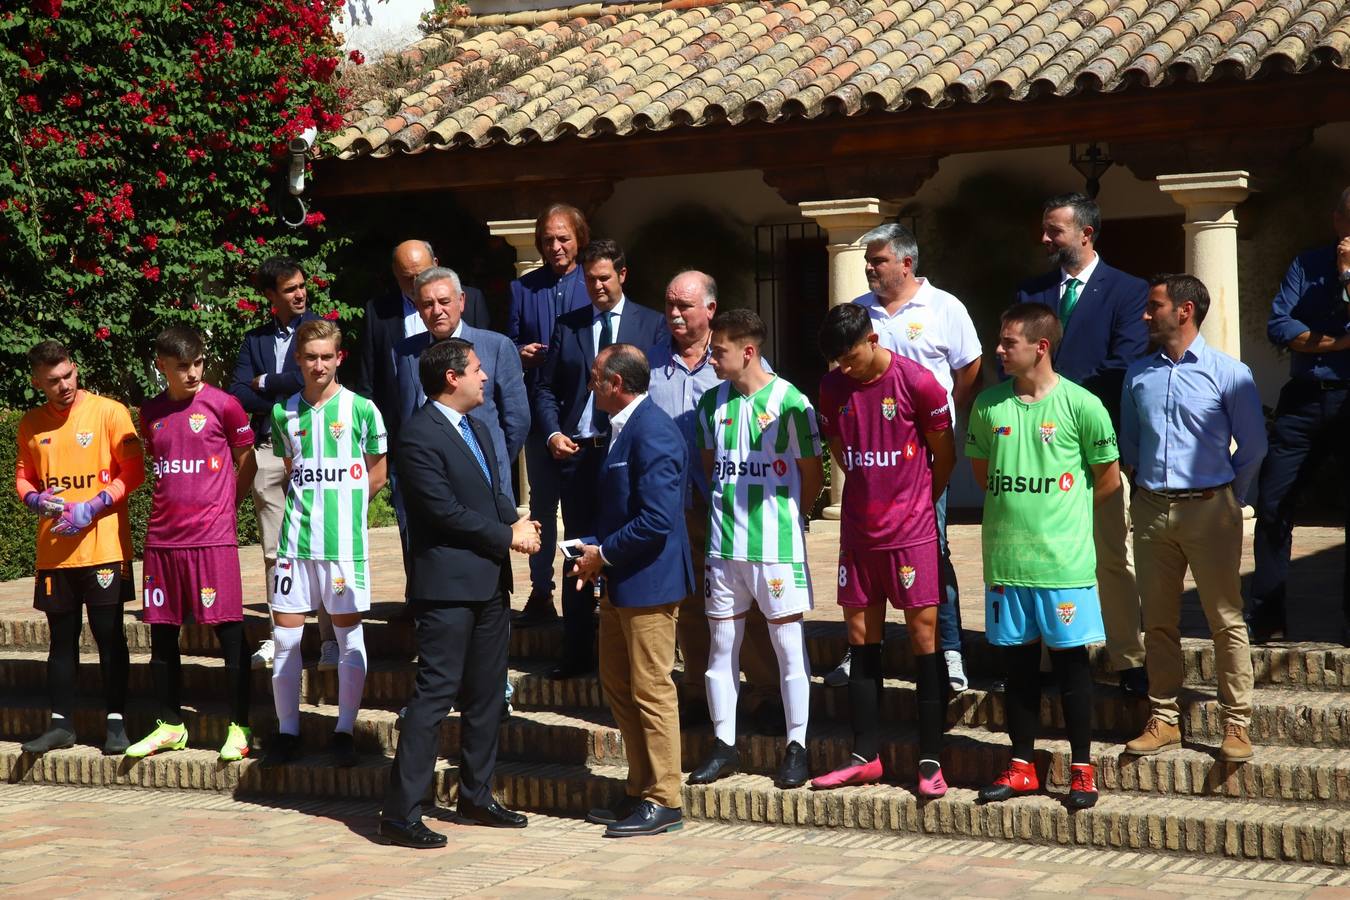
[0,0,359,407]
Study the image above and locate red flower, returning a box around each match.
[155,170,168,187]
[139,262,160,282]
[236,298,259,313]
[303,211,325,228]
[348,49,364,65]
[35,0,62,19]
[142,234,159,250]
[94,326,110,341]
[322,309,339,321]
[62,94,81,108]
[17,94,40,113]
[311,276,329,288]
[185,147,205,162]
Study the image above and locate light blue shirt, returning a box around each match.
[1120,333,1268,504]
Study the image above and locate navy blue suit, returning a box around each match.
[1016,260,1149,427]
[228,311,320,444]
[597,399,693,608]
[533,298,668,666]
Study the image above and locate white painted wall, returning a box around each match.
[334,0,434,60]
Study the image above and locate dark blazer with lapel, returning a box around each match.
[351,285,490,430]
[391,324,531,486]
[532,299,669,439]
[397,402,517,603]
[228,310,320,443]
[507,265,591,395]
[1016,260,1149,426]
[596,398,693,608]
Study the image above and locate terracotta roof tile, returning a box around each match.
[336,0,1350,157]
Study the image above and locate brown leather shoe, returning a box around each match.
[1219,723,1253,762]
[1124,717,1181,755]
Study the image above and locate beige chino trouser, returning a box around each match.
[1096,480,1146,671]
[1132,485,1253,728]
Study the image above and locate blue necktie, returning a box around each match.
[458,416,492,484]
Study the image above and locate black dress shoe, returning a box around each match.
[548,659,594,680]
[331,731,358,767]
[687,738,739,785]
[586,794,640,825]
[604,800,683,837]
[377,819,448,849]
[456,798,527,828]
[260,732,301,768]
[1247,615,1285,645]
[514,589,558,627]
[1118,666,1149,699]
[776,740,810,788]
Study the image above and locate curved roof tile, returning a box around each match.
[336,0,1350,157]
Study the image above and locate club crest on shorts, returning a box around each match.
[329,420,346,442]
[1039,422,1057,444]
[899,565,916,589]
[188,413,207,434]
[333,576,347,595]
[767,577,784,599]
[881,397,897,420]
[76,431,94,448]
[1057,602,1076,625]
[200,587,217,609]
[905,321,923,342]
[95,568,115,589]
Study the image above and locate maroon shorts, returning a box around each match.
[141,546,243,625]
[836,542,940,610]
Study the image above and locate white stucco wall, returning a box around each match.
[334,0,434,60]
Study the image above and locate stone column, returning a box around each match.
[1155,171,1251,359]
[488,219,543,516]
[798,198,899,519]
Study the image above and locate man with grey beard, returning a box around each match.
[1015,192,1151,698]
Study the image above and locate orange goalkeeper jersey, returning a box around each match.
[15,391,143,569]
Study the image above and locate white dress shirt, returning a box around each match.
[402,295,429,339]
[1059,253,1101,300]
[607,392,647,453]
[575,297,626,439]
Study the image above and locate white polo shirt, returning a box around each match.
[853,278,981,408]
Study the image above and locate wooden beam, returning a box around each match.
[313,70,1350,199]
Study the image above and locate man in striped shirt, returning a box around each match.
[688,310,824,789]
[264,320,388,767]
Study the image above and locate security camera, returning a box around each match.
[287,126,317,196]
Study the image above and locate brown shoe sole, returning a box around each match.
[1219,746,1254,763]
[1123,739,1181,756]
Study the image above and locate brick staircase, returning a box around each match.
[1,603,1348,866]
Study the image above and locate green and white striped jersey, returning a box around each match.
[271,386,387,562]
[695,376,822,564]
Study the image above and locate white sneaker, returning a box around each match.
[944,650,968,694]
[823,646,852,688]
[251,639,275,670]
[318,640,339,672]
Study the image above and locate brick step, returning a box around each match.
[2,743,1346,866]
[4,649,1347,749]
[3,612,1345,692]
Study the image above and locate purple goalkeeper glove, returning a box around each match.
[52,490,112,536]
[23,486,66,519]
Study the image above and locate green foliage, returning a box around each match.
[0,404,261,582]
[0,0,357,409]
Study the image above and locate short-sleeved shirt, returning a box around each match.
[966,377,1118,588]
[141,384,254,549]
[853,279,982,409]
[17,392,140,569]
[271,386,387,562]
[818,352,951,551]
[695,376,822,564]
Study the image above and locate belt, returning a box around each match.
[573,435,609,448]
[1147,483,1230,501]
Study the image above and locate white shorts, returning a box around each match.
[271,558,370,615]
[705,559,813,619]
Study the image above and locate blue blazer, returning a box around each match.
[228,310,320,443]
[533,300,668,439]
[1016,260,1149,426]
[393,325,530,503]
[596,398,693,608]
[507,266,591,395]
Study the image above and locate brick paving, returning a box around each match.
[1,784,1348,898]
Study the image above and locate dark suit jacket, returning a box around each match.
[533,299,669,439]
[507,265,591,395]
[596,399,693,608]
[392,324,530,493]
[1016,260,1149,426]
[351,285,490,428]
[228,310,320,443]
[397,402,517,603]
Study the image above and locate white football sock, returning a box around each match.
[271,624,305,736]
[704,616,745,746]
[333,622,367,734]
[768,618,810,746]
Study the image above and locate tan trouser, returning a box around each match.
[599,598,682,808]
[677,506,778,701]
[253,444,333,639]
[1132,486,1253,727]
[1097,479,1146,670]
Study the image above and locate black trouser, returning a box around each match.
[1249,379,1350,630]
[382,593,510,825]
[557,443,607,669]
[48,605,127,720]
